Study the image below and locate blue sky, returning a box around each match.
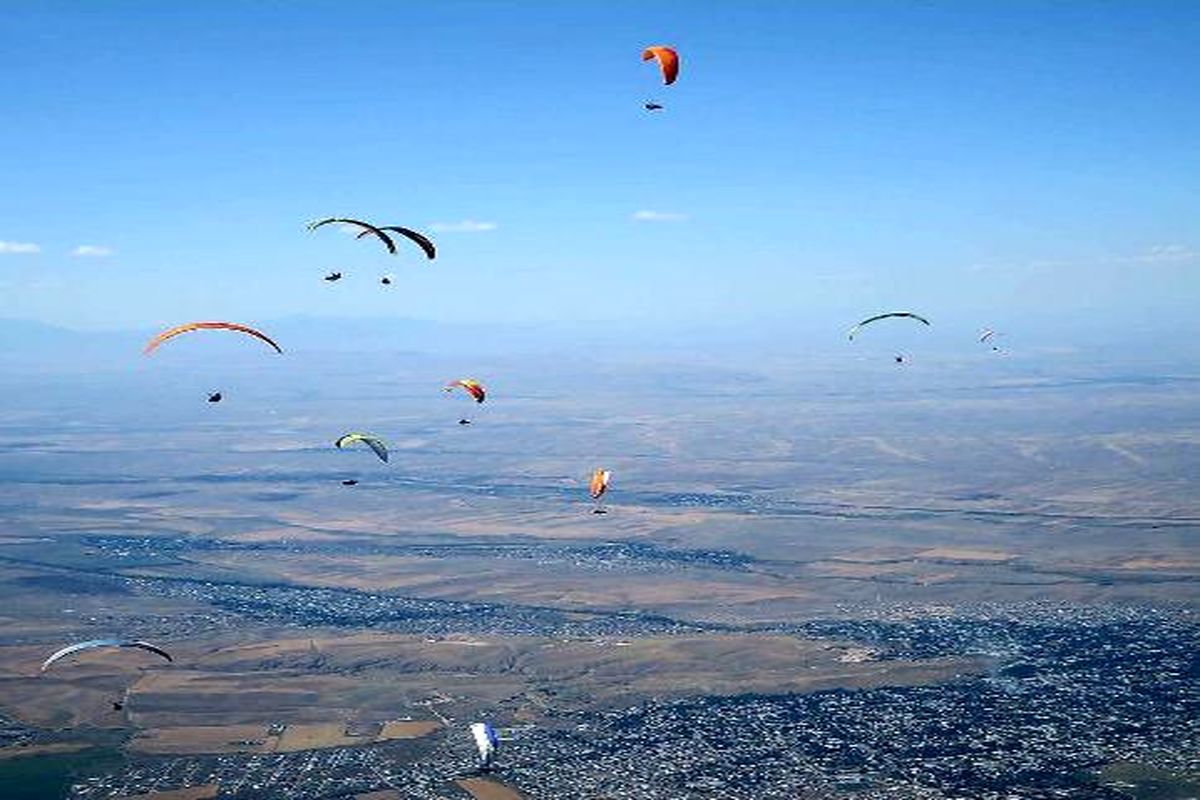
[1,1,1197,334]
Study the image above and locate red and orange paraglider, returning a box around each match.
[642,46,679,85]
[143,322,283,355]
[445,379,486,404]
[445,378,486,425]
[589,468,612,514]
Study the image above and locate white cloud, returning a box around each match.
[0,240,41,254]
[632,209,687,222]
[984,244,1200,274]
[428,220,497,233]
[1131,244,1197,264]
[71,245,115,258]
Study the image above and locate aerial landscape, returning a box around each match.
[1,2,1197,799]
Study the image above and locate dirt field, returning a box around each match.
[275,722,364,752]
[377,720,441,740]
[130,724,271,755]
[458,777,527,800]
[0,742,91,760]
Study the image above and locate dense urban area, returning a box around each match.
[25,603,1191,799]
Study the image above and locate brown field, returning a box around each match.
[0,625,983,746]
[0,742,91,760]
[458,777,527,800]
[130,718,441,755]
[183,549,818,614]
[275,722,364,752]
[377,720,441,740]
[914,547,1016,562]
[130,724,272,755]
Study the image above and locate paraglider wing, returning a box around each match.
[361,226,436,260]
[589,468,611,500]
[470,722,498,766]
[445,379,486,404]
[307,217,398,255]
[41,639,172,672]
[144,322,283,355]
[847,312,931,341]
[642,46,679,85]
[334,433,389,463]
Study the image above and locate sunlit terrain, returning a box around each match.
[0,328,1196,798]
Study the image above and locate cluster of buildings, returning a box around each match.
[498,606,1197,799]
[59,604,1196,799]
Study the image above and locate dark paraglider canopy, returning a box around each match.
[644,101,664,111]
[324,272,342,282]
[847,312,931,341]
[307,217,399,254]
[207,392,222,403]
[357,226,437,260]
[341,479,359,486]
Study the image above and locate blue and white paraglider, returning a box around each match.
[470,721,499,768]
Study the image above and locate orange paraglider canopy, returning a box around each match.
[641,46,679,85]
[445,379,486,403]
[589,468,611,500]
[143,322,283,355]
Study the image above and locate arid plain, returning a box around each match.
[0,340,1197,797]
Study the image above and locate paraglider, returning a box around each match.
[470,722,499,769]
[847,312,931,341]
[41,639,173,672]
[642,46,679,85]
[207,391,222,403]
[334,433,389,463]
[357,226,436,260]
[324,272,342,282]
[445,379,486,404]
[380,274,393,285]
[307,217,398,255]
[644,101,664,111]
[979,328,1004,351]
[144,322,283,355]
[589,468,611,514]
[341,479,359,486]
[446,379,486,425]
